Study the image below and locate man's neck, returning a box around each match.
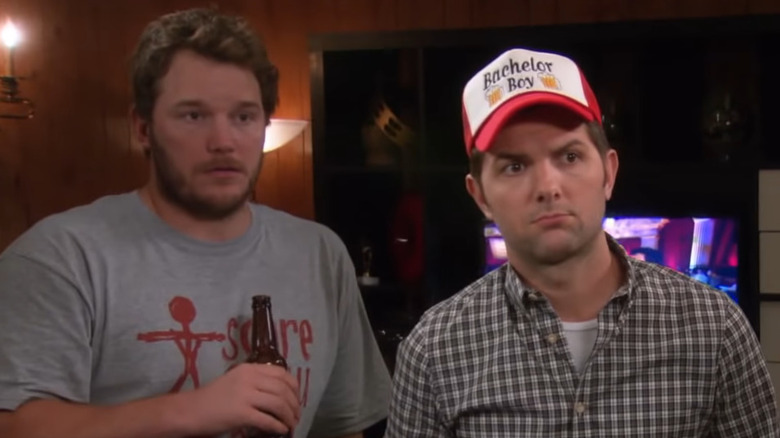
[139,184,252,243]
[511,233,625,322]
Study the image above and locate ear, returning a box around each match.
[130,105,152,152]
[466,174,493,220]
[603,148,619,201]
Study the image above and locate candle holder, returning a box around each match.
[0,18,33,120]
[0,75,33,119]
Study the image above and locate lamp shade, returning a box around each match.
[264,118,308,152]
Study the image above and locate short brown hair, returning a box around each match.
[468,120,611,181]
[130,7,279,122]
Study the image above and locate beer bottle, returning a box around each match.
[244,294,290,438]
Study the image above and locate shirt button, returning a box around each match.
[546,333,559,344]
[574,402,587,415]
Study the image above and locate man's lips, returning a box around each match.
[202,164,244,175]
[532,212,571,224]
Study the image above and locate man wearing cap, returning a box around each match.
[384,48,778,437]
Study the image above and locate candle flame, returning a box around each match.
[1,19,21,48]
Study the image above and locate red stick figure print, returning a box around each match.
[137,296,226,393]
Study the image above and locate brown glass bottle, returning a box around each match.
[244,295,290,438]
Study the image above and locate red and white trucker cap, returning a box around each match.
[461,48,603,156]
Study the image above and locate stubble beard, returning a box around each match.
[148,134,261,221]
[522,220,603,267]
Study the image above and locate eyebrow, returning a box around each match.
[172,100,204,109]
[492,139,586,161]
[552,139,587,153]
[493,151,529,162]
[171,100,263,110]
[234,101,263,111]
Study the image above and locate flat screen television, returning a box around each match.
[483,216,739,304]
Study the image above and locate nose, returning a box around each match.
[532,160,562,204]
[206,115,237,153]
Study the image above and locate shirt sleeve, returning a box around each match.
[308,240,393,438]
[384,321,450,438]
[0,250,93,411]
[711,300,780,437]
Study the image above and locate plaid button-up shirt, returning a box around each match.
[386,237,779,437]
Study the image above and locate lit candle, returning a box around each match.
[1,19,21,77]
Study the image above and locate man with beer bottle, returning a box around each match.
[0,7,391,438]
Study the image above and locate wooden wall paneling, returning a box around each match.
[250,0,314,219]
[470,0,530,28]
[275,134,310,218]
[444,0,472,28]
[0,0,36,248]
[589,0,626,22]
[13,6,48,227]
[396,0,445,30]
[22,0,106,223]
[622,0,679,20]
[91,0,132,197]
[94,0,148,195]
[0,124,29,250]
[555,0,603,23]
[675,0,749,18]
[255,150,280,209]
[250,0,287,212]
[301,122,313,220]
[304,0,398,34]
[354,0,398,32]
[267,17,311,220]
[749,0,780,14]
[0,0,777,253]
[527,0,557,25]
[319,0,395,33]
[554,0,643,23]
[622,0,748,20]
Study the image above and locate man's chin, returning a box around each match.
[531,234,581,265]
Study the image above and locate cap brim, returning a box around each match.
[473,92,598,153]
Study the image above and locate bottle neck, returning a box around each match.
[251,303,279,352]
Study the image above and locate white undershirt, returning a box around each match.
[561,319,599,374]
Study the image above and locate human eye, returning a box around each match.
[501,161,525,175]
[233,107,263,124]
[561,151,581,164]
[180,110,204,121]
[236,111,257,123]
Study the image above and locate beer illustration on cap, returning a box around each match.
[485,84,504,106]
[538,72,561,90]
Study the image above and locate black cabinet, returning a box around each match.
[309,14,780,377]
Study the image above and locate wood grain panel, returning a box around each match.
[0,0,35,247]
[471,0,530,28]
[555,0,601,23]
[0,0,768,251]
[676,0,749,17]
[528,0,557,25]
[622,0,678,20]
[749,0,780,14]
[397,0,445,30]
[444,0,472,28]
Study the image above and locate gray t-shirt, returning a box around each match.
[0,192,392,438]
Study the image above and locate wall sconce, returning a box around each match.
[264,118,308,152]
[1,18,34,119]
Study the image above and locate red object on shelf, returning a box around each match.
[390,192,424,284]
